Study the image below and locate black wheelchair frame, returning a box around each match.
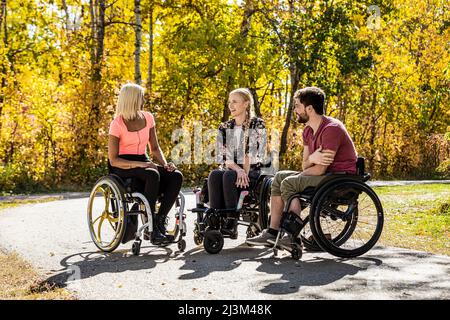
[191,157,384,260]
[189,172,274,254]
[269,157,384,260]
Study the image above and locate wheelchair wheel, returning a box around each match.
[258,176,273,230]
[203,230,224,254]
[310,181,383,258]
[298,215,323,252]
[87,176,126,252]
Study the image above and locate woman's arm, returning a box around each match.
[108,135,155,169]
[148,126,176,172]
[148,126,167,166]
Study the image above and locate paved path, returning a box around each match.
[1,180,449,203]
[0,194,449,299]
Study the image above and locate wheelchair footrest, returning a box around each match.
[280,211,304,238]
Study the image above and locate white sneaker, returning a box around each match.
[246,229,276,247]
[267,234,295,250]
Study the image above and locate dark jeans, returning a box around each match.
[207,169,260,210]
[110,154,183,220]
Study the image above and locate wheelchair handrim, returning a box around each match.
[311,181,384,258]
[87,177,126,252]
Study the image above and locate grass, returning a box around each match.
[0,197,63,211]
[373,184,450,256]
[0,249,75,300]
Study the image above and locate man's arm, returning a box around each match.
[302,146,314,171]
[301,148,337,176]
[300,164,328,176]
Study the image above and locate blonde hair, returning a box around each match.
[229,88,256,124]
[115,83,145,121]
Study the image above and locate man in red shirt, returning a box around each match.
[247,86,357,246]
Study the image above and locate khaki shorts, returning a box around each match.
[271,170,327,202]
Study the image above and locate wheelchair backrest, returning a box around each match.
[356,157,365,176]
[107,159,113,174]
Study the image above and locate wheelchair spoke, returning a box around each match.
[107,218,117,231]
[103,188,111,211]
[356,220,377,227]
[106,212,119,223]
[91,214,102,226]
[97,216,106,243]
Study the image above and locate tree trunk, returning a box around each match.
[83,0,106,161]
[88,0,96,74]
[134,0,142,84]
[0,0,7,132]
[147,1,154,94]
[279,0,300,158]
[222,77,233,122]
[280,66,300,157]
[221,0,255,121]
[248,84,261,117]
[92,0,105,83]
[61,0,70,30]
[0,0,6,32]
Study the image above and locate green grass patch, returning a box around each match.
[0,197,62,211]
[374,184,450,255]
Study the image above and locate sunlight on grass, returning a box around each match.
[0,250,75,300]
[374,184,450,255]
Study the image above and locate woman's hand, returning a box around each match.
[164,162,177,172]
[235,168,250,188]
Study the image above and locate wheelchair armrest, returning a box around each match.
[363,173,371,182]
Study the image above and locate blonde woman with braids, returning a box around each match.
[208,88,267,238]
[108,83,183,245]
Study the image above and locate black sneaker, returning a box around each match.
[221,219,238,239]
[151,227,170,245]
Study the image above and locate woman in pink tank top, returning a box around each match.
[108,83,183,245]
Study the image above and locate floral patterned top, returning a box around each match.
[216,117,267,170]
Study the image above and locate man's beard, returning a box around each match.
[296,112,309,124]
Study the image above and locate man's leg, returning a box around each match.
[269,170,301,230]
[280,174,328,212]
[269,174,327,248]
[246,170,299,246]
[269,196,284,230]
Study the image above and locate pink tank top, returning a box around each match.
[108,111,155,155]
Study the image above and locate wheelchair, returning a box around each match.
[268,157,384,260]
[87,165,187,256]
[189,167,274,255]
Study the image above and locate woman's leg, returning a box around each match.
[221,170,240,237]
[141,168,161,215]
[222,170,239,209]
[208,169,225,209]
[111,166,169,244]
[156,166,183,221]
[110,167,160,213]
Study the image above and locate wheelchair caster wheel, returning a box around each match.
[273,248,278,256]
[203,230,224,254]
[132,241,141,256]
[177,239,186,252]
[194,234,203,246]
